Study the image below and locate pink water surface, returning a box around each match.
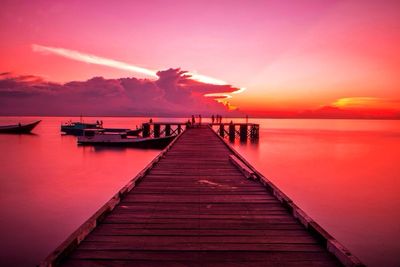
[232,119,400,267]
[0,117,162,266]
[0,117,399,266]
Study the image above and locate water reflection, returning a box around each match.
[1,117,399,267]
[0,116,162,266]
[232,119,400,267]
[85,146,162,153]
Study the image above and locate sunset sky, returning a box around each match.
[1,0,400,117]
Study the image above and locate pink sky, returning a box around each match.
[1,0,400,116]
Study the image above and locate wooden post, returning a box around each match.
[250,124,259,139]
[240,124,247,142]
[178,124,182,134]
[255,125,259,139]
[165,124,171,136]
[219,124,224,137]
[154,124,160,137]
[142,123,150,138]
[229,123,235,141]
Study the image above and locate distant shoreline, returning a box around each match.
[0,115,399,120]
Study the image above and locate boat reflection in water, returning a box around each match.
[77,129,176,149]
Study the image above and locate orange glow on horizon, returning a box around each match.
[332,97,400,110]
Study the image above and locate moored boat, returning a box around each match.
[61,121,103,135]
[77,129,175,149]
[0,120,41,134]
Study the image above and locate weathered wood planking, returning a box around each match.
[42,125,363,267]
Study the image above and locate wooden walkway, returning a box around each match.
[48,126,361,266]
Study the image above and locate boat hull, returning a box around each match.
[0,120,41,134]
[78,135,176,149]
[61,127,87,136]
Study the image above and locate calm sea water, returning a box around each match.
[0,117,399,267]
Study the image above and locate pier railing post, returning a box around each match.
[143,123,150,138]
[165,124,171,136]
[219,124,224,137]
[154,124,160,138]
[178,124,182,134]
[240,124,247,142]
[250,125,259,139]
[229,123,235,142]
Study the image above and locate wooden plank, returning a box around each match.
[62,259,340,267]
[90,227,311,237]
[69,250,340,262]
[77,241,326,252]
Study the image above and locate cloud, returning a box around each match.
[0,69,241,116]
[32,44,246,103]
[32,44,158,78]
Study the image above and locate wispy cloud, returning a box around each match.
[32,44,158,78]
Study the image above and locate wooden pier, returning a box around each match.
[41,126,363,267]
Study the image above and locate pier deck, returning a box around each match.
[46,126,361,266]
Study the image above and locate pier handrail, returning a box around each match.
[209,125,365,267]
[39,130,186,267]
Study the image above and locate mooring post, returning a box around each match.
[240,124,247,142]
[255,125,259,139]
[154,124,160,138]
[165,124,171,136]
[219,124,225,137]
[142,123,150,137]
[250,125,255,139]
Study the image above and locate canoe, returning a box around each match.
[0,120,41,134]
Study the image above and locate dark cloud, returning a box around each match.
[0,68,238,116]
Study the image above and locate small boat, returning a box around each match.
[61,121,103,135]
[0,120,41,134]
[77,129,176,149]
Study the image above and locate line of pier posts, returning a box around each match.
[142,122,259,141]
[142,123,185,138]
[217,123,259,142]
